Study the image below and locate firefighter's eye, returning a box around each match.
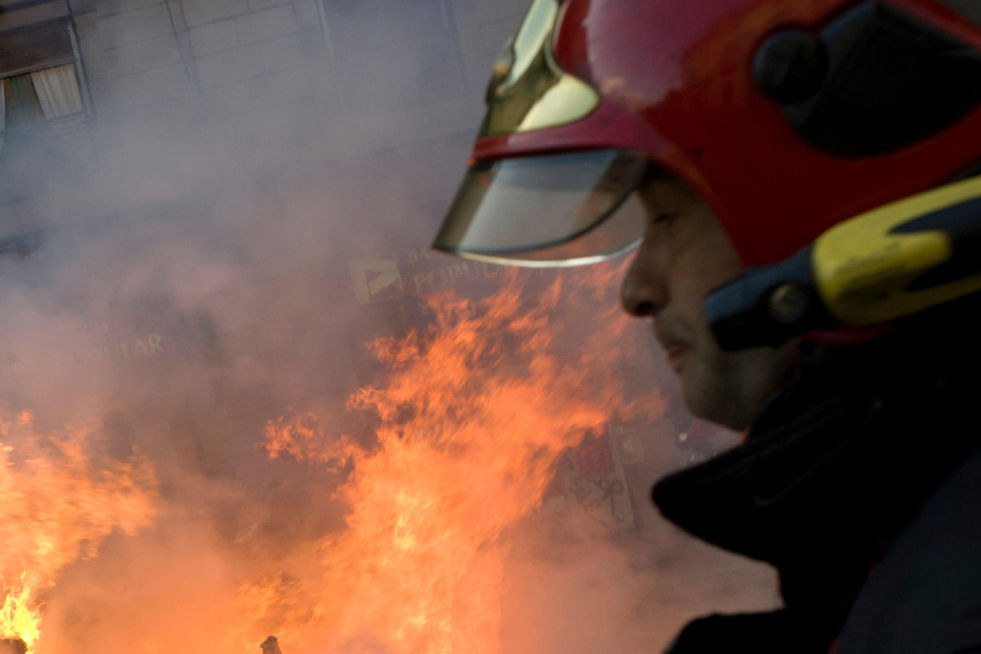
[653,212,681,225]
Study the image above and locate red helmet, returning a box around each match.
[433,0,981,270]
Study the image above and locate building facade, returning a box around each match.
[0,0,532,240]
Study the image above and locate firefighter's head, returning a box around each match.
[433,0,981,423]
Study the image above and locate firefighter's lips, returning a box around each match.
[654,330,690,370]
[654,318,692,371]
[664,343,689,369]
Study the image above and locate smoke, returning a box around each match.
[0,2,777,653]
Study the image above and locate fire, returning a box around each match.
[237,573,320,650]
[1,580,39,648]
[0,410,157,651]
[263,264,654,654]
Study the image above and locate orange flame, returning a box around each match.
[0,410,157,651]
[262,265,656,654]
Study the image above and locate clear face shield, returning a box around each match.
[433,150,649,267]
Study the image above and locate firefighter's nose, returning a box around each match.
[621,245,667,317]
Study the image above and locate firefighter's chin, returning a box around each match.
[677,339,801,433]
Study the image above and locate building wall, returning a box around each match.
[68,0,531,149]
[0,0,536,240]
[71,0,333,146]
[454,0,531,91]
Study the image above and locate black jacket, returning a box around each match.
[658,311,981,653]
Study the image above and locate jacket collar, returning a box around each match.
[652,330,981,577]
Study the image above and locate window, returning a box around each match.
[0,19,90,217]
[0,18,87,147]
[1,64,85,137]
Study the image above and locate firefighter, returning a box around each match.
[432,0,981,651]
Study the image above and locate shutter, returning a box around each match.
[0,19,74,78]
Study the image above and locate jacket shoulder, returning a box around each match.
[837,441,981,654]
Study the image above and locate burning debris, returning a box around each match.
[0,639,26,654]
[260,636,283,654]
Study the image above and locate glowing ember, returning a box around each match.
[0,410,157,651]
[263,265,653,654]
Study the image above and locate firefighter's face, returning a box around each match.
[620,172,800,431]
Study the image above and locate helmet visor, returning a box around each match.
[433,149,648,267]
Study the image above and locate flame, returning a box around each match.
[1,578,40,648]
[0,410,157,651]
[237,573,320,650]
[262,264,656,654]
